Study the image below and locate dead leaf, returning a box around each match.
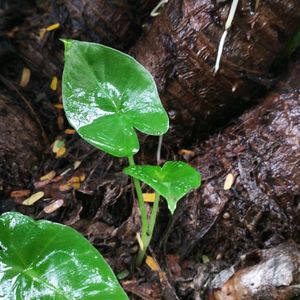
[43,199,64,214]
[20,67,31,87]
[146,256,160,271]
[10,190,30,198]
[224,173,235,190]
[22,191,44,206]
[50,76,58,91]
[40,170,56,181]
[46,23,60,31]
[143,193,155,203]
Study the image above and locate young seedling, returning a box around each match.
[62,40,201,265]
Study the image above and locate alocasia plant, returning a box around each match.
[0,212,128,299]
[62,39,201,265]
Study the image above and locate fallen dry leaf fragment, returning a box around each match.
[54,103,63,109]
[40,170,56,181]
[143,193,156,203]
[64,128,75,135]
[56,146,66,158]
[43,199,64,214]
[46,23,60,31]
[20,67,31,87]
[50,76,58,91]
[178,149,195,156]
[22,191,44,206]
[10,190,30,198]
[145,256,160,271]
[224,173,234,190]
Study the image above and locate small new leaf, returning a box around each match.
[124,161,201,213]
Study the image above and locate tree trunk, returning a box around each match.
[131,0,300,141]
[163,52,300,262]
[4,0,138,78]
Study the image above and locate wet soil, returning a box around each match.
[0,1,300,299]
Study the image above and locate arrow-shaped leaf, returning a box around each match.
[124,161,201,213]
[62,39,169,157]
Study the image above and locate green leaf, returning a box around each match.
[0,212,128,300]
[62,39,169,157]
[124,161,201,214]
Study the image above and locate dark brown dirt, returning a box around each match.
[0,90,45,194]
[131,0,300,142]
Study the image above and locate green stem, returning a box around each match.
[128,157,148,253]
[136,193,160,266]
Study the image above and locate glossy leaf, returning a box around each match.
[62,39,169,157]
[124,161,201,213]
[0,212,128,300]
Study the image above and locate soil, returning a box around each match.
[0,1,300,299]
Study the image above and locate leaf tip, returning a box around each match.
[60,39,73,52]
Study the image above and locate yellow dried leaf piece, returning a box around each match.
[224,173,234,190]
[56,146,66,158]
[40,170,56,181]
[54,103,63,109]
[20,67,31,87]
[39,28,47,40]
[143,193,155,203]
[59,183,72,192]
[50,76,58,91]
[46,23,60,31]
[22,191,44,206]
[145,256,160,271]
[43,199,64,214]
[64,128,75,135]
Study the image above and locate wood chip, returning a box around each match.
[50,76,58,91]
[178,149,195,156]
[54,103,63,109]
[40,170,56,181]
[46,23,60,31]
[10,190,30,198]
[143,193,155,203]
[22,191,44,206]
[20,67,31,87]
[224,173,235,190]
[64,128,75,135]
[43,199,64,214]
[73,160,81,170]
[56,146,66,158]
[39,28,47,40]
[145,256,160,271]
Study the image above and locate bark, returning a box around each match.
[0,90,44,194]
[162,52,300,262]
[130,0,300,141]
[4,0,138,77]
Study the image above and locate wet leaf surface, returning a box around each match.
[62,39,169,157]
[124,161,201,213]
[0,212,128,300]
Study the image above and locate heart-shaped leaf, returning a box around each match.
[62,39,169,157]
[124,161,201,213]
[0,212,128,300]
